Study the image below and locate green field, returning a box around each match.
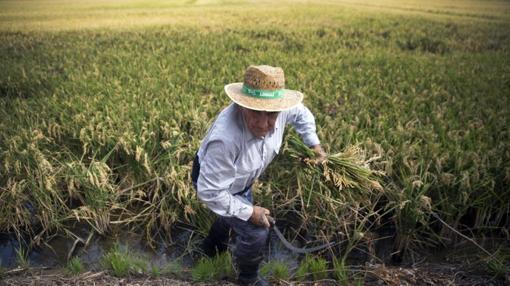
[1,0,510,282]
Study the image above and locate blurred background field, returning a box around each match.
[1,0,509,284]
[1,0,510,31]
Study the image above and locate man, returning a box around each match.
[191,65,325,286]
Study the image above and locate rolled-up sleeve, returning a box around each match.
[286,103,320,147]
[197,139,254,221]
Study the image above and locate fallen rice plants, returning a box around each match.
[0,0,509,283]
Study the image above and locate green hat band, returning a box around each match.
[242,84,283,99]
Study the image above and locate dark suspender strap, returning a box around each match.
[235,184,252,196]
[191,154,200,186]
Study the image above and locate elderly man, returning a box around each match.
[191,65,325,286]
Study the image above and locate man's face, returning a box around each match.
[241,107,279,138]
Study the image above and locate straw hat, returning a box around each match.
[224,65,304,112]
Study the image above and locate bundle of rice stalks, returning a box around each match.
[263,133,386,257]
[286,134,384,194]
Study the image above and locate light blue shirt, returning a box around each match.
[197,103,320,221]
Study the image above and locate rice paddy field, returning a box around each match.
[1,0,510,284]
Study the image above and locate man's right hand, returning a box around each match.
[249,206,270,228]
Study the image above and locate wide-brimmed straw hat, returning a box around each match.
[224,65,304,112]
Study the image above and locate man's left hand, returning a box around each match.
[311,144,327,164]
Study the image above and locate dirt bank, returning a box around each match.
[2,262,507,286]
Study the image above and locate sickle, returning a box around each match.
[266,216,337,254]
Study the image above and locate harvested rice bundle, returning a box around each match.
[286,134,384,194]
[264,133,386,255]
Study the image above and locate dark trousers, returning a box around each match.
[192,155,268,277]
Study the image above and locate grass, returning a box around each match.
[150,265,161,277]
[0,261,5,279]
[213,252,234,280]
[191,252,234,282]
[295,255,329,281]
[101,243,148,277]
[150,261,183,278]
[102,245,131,277]
[66,257,84,275]
[160,261,183,277]
[191,258,215,282]
[485,248,510,279]
[260,260,290,281]
[333,257,349,284]
[0,0,509,282]
[15,247,29,269]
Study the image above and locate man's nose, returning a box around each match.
[255,114,269,128]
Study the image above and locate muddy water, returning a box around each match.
[0,233,20,268]
[2,224,508,286]
[0,224,305,270]
[8,222,485,272]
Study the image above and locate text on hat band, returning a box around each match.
[242,84,283,99]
